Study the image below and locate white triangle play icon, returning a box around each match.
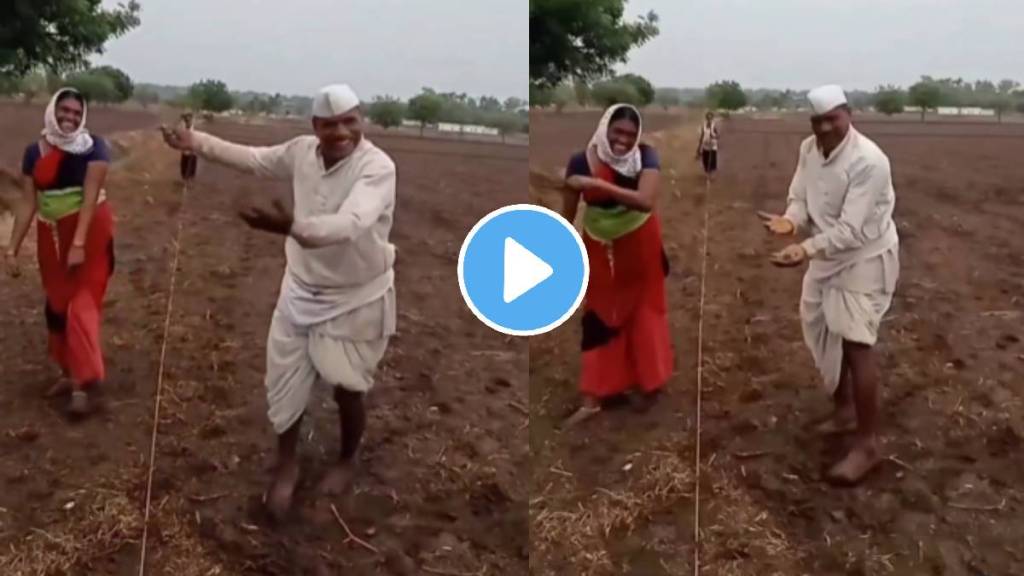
[503,237,553,303]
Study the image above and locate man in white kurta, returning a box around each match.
[760,85,899,484]
[161,84,396,518]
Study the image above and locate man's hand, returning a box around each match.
[67,245,85,270]
[239,198,293,237]
[757,211,796,235]
[159,124,195,152]
[770,243,807,267]
[3,251,20,278]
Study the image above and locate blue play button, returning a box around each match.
[458,204,589,336]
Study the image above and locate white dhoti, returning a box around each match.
[799,246,899,394]
[265,285,396,434]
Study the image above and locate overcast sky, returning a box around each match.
[96,0,527,99]
[623,0,1024,90]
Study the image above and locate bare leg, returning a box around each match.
[827,340,882,484]
[45,374,73,398]
[267,416,303,520]
[320,389,365,495]
[562,394,601,429]
[816,355,856,433]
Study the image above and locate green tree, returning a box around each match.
[753,91,784,111]
[573,78,591,107]
[478,96,502,112]
[615,73,655,106]
[133,86,160,108]
[0,74,21,95]
[988,94,1012,123]
[530,0,659,88]
[91,65,133,102]
[529,84,553,108]
[487,113,523,144]
[368,96,406,129]
[997,79,1020,95]
[908,80,942,122]
[503,97,526,112]
[591,80,642,107]
[873,85,906,116]
[407,90,444,136]
[65,71,119,104]
[654,88,681,111]
[552,83,575,112]
[0,1,141,76]
[705,80,747,111]
[18,71,49,102]
[189,79,234,113]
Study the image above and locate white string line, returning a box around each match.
[693,175,711,576]
[138,179,188,576]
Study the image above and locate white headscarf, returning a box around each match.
[312,84,360,117]
[41,88,94,155]
[588,103,643,178]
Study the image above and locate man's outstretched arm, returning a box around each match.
[161,124,296,180]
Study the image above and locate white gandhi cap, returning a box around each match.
[312,84,360,117]
[807,84,847,115]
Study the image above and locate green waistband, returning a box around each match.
[37,187,83,221]
[583,205,650,242]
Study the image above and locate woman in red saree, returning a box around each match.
[561,104,674,426]
[4,88,115,418]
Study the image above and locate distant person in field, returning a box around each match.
[160,84,397,520]
[759,84,899,485]
[3,88,115,418]
[560,104,673,427]
[695,110,720,180]
[179,112,198,182]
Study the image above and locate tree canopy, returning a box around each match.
[189,79,234,112]
[529,0,658,88]
[0,0,141,75]
[706,81,747,111]
[368,96,406,129]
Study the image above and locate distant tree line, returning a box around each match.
[1,67,528,138]
[530,74,1024,124]
[367,89,528,142]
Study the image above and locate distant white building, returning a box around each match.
[937,106,994,116]
[437,122,500,136]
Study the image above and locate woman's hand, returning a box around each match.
[4,251,20,278]
[566,175,600,192]
[67,244,86,270]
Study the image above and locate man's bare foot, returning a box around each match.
[814,404,857,434]
[68,390,91,419]
[46,378,73,398]
[825,441,881,486]
[319,462,356,497]
[266,459,301,521]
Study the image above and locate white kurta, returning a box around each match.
[783,128,899,393]
[192,132,397,433]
